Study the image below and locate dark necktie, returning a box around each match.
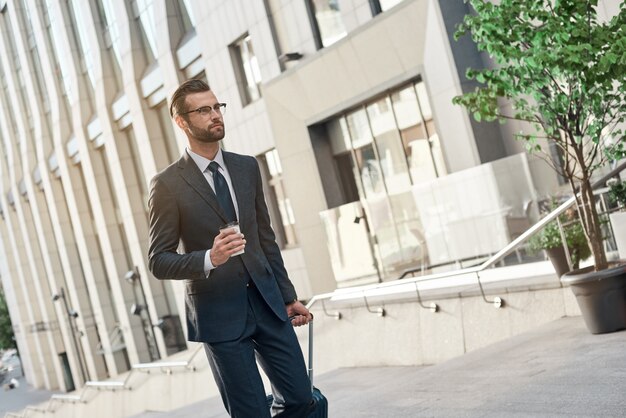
[208,161,237,222]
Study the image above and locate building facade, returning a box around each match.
[0,0,620,393]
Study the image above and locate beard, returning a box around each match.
[186,120,225,143]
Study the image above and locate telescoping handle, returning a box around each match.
[291,315,315,392]
[308,320,314,391]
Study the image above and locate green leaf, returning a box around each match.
[453,0,626,269]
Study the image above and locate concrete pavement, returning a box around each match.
[5,316,625,417]
[0,356,60,417]
[131,316,626,417]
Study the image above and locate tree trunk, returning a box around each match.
[578,177,608,271]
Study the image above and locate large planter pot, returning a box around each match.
[545,246,577,277]
[561,263,626,334]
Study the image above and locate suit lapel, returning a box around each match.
[177,152,229,223]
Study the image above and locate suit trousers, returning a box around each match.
[203,281,312,418]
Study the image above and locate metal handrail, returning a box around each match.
[81,344,203,393]
[306,160,626,312]
[132,360,188,370]
[24,405,48,414]
[50,393,83,403]
[85,380,126,389]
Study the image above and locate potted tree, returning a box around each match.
[453,0,626,333]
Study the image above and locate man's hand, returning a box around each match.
[286,300,312,327]
[210,228,246,266]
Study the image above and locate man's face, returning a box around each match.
[177,90,225,143]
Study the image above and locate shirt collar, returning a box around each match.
[186,147,225,173]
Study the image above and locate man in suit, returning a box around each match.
[148,79,313,417]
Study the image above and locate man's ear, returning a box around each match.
[174,115,187,130]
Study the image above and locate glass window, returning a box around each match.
[98,0,123,69]
[379,0,405,12]
[367,97,411,194]
[20,0,51,120]
[415,81,446,177]
[96,0,123,90]
[172,0,195,56]
[69,0,96,89]
[346,109,380,198]
[354,144,384,198]
[323,79,447,278]
[131,0,158,65]
[391,85,437,182]
[393,86,424,131]
[180,0,196,28]
[1,7,35,135]
[44,0,74,101]
[329,78,445,203]
[309,0,347,48]
[230,34,262,105]
[345,108,385,198]
[415,82,434,136]
[258,149,297,248]
[346,109,372,148]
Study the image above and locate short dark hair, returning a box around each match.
[169,79,211,118]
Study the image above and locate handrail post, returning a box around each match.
[476,272,504,308]
[414,282,438,312]
[363,292,385,317]
[321,299,342,320]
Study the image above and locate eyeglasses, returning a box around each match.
[181,103,227,117]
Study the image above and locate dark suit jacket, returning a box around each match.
[148,150,297,343]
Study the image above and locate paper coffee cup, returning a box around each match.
[220,221,245,256]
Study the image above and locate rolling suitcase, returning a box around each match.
[266,320,328,417]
